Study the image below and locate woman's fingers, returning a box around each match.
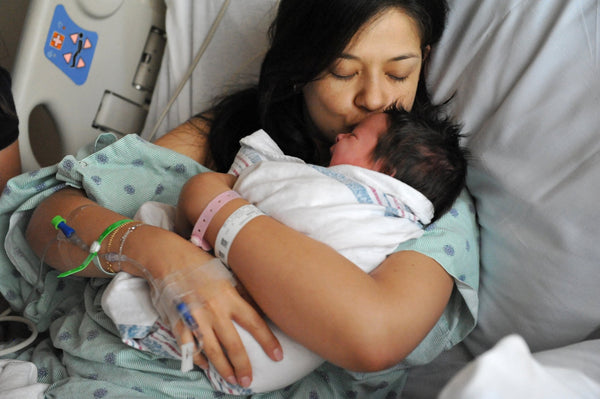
[212,314,255,387]
[172,319,208,370]
[190,292,254,387]
[201,320,247,387]
[174,319,195,345]
[193,350,209,370]
[233,302,283,363]
[163,268,281,389]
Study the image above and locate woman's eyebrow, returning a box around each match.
[388,54,420,62]
[338,53,420,62]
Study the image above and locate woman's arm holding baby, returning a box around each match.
[187,172,455,372]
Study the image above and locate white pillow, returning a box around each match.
[428,0,600,355]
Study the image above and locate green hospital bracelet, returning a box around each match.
[57,218,134,278]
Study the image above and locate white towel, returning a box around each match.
[440,335,600,399]
[233,130,432,271]
[0,360,48,399]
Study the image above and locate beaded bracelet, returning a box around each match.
[117,223,145,272]
[57,218,134,278]
[93,220,140,276]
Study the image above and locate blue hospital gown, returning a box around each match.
[0,134,479,398]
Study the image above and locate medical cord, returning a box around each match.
[0,242,48,357]
[0,236,61,356]
[0,315,38,357]
[0,226,82,357]
[147,0,231,142]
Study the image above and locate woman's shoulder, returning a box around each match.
[429,189,477,234]
[395,189,479,275]
[153,115,215,168]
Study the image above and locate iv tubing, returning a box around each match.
[147,0,231,142]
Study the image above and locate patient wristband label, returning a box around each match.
[215,205,264,265]
[45,5,98,85]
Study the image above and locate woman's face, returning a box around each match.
[303,8,426,142]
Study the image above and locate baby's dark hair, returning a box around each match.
[373,104,468,221]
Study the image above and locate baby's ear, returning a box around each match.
[374,159,395,177]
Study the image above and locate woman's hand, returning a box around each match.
[146,254,283,388]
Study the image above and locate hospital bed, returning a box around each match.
[1,0,599,397]
[12,0,167,171]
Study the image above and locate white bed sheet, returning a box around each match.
[406,0,600,396]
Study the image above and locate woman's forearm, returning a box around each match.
[26,187,215,280]
[199,183,453,371]
[26,188,122,277]
[176,172,237,237]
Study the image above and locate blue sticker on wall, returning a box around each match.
[44,5,98,85]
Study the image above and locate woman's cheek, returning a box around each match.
[397,75,420,111]
[304,83,349,135]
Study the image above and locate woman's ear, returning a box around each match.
[422,45,431,62]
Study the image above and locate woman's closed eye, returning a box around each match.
[330,70,408,82]
[331,71,357,80]
[387,74,408,82]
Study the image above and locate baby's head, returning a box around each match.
[329,112,391,171]
[330,105,468,220]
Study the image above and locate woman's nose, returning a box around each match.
[354,76,389,112]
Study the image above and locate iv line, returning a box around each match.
[147,0,231,142]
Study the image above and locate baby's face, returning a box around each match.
[329,113,389,170]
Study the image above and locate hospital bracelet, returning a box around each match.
[190,190,241,251]
[215,204,265,265]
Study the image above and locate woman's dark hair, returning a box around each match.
[207,0,449,172]
[374,104,468,221]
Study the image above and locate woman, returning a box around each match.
[25,0,478,396]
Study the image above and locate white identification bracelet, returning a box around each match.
[215,204,264,265]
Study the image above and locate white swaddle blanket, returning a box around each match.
[102,130,433,394]
[231,130,433,270]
